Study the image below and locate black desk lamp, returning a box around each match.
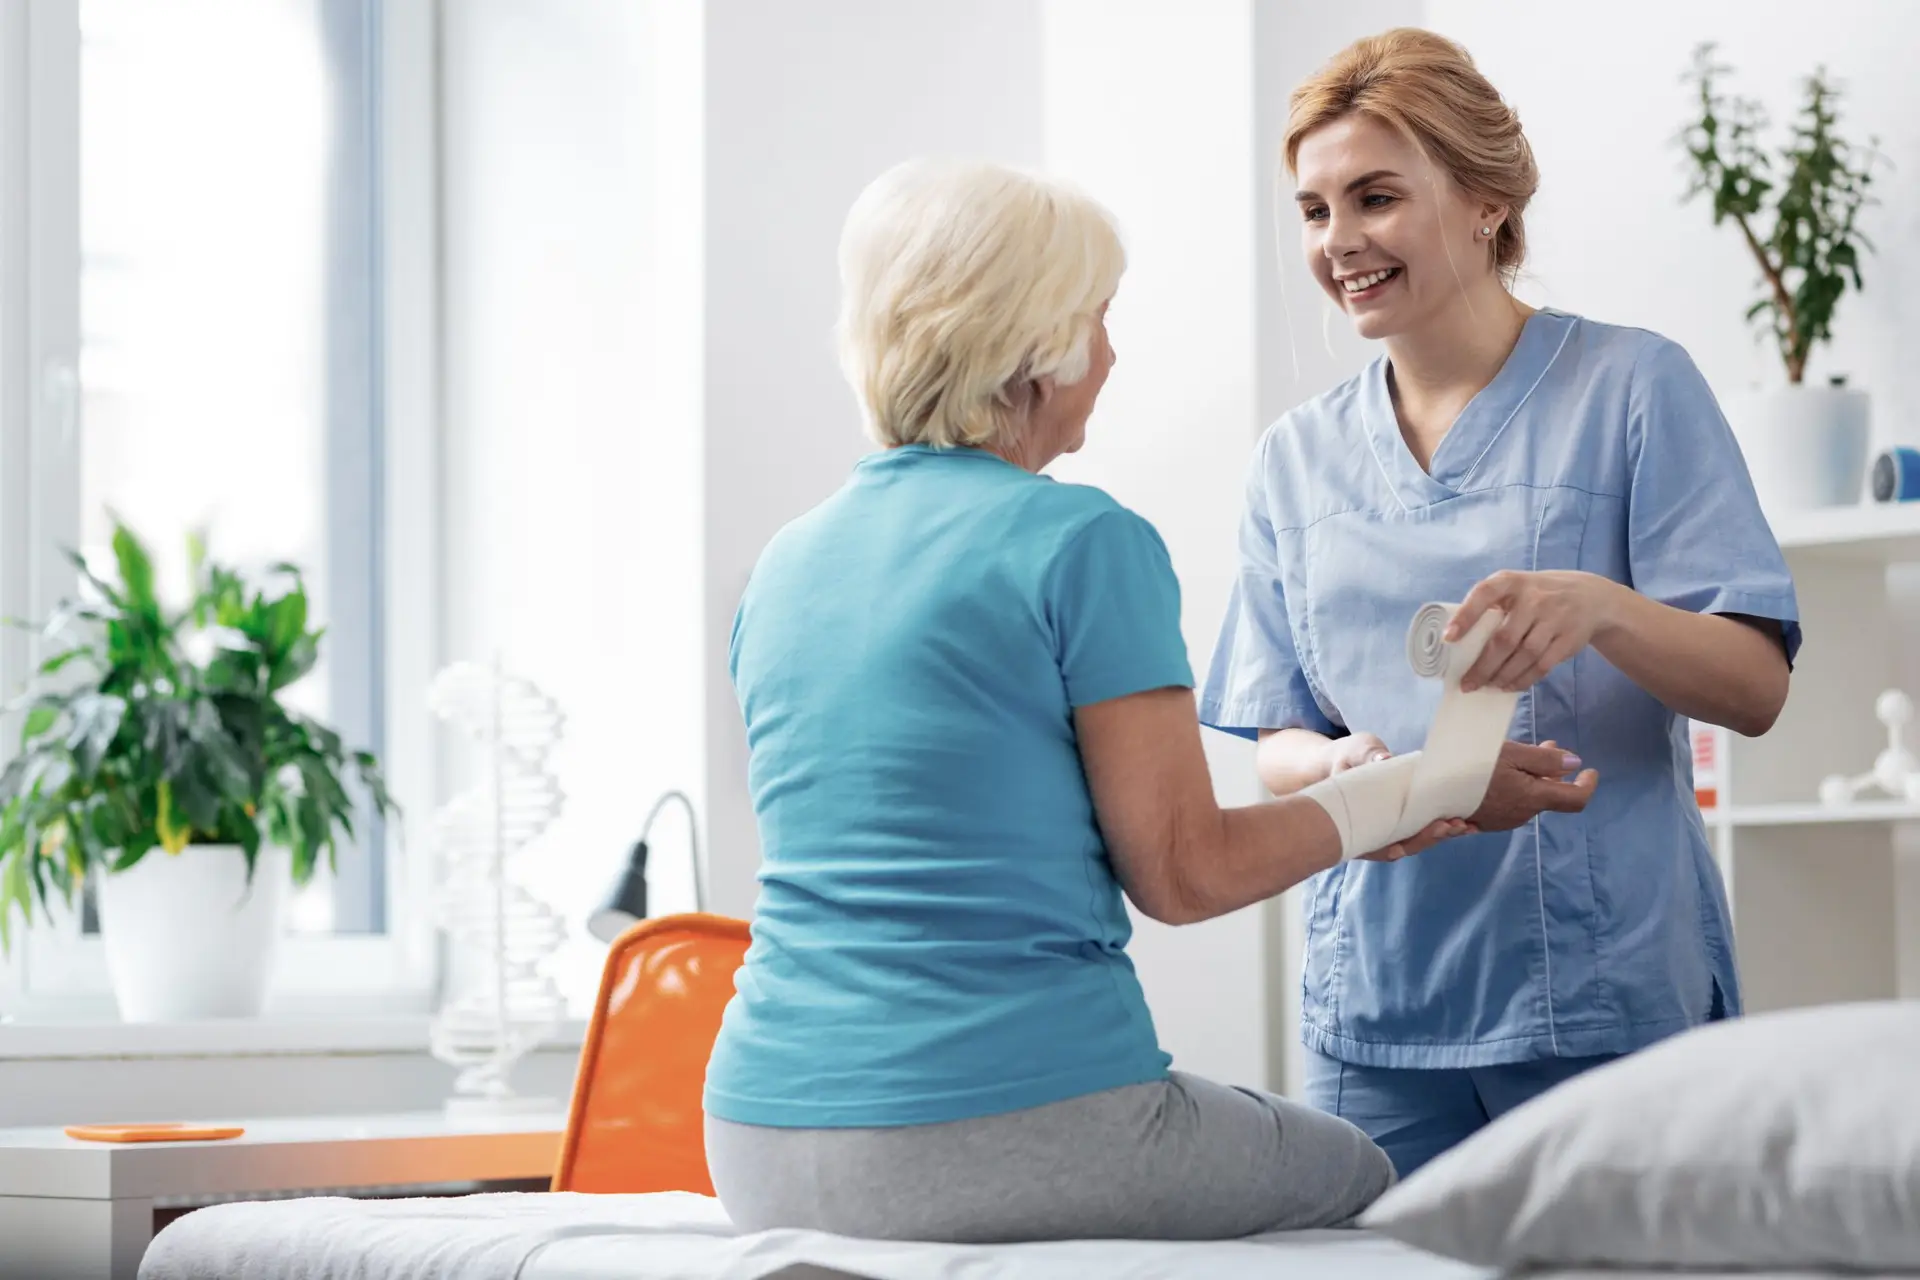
[587,789,708,944]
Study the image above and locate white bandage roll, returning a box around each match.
[1300,602,1519,860]
[1301,753,1422,857]
[1396,603,1517,840]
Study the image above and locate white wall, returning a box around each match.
[699,0,1046,918]
[1038,0,1270,1089]
[440,0,704,1012]
[1424,0,1920,422]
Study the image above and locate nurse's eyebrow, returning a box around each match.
[1294,170,1404,202]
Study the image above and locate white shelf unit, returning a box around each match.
[1706,503,1920,1014]
[1712,799,1920,828]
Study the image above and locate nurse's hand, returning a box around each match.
[1357,817,1476,863]
[1469,739,1600,831]
[1446,570,1624,693]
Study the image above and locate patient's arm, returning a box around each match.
[1074,687,1463,926]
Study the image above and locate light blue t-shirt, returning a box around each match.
[705,444,1191,1128]
[1201,309,1801,1070]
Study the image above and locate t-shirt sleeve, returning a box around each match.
[1196,432,1338,742]
[1045,506,1195,708]
[1626,337,1803,666]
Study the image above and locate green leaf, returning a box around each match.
[22,705,58,741]
[26,754,73,800]
[300,757,350,816]
[266,593,307,657]
[299,718,343,758]
[0,756,32,805]
[0,848,30,953]
[111,845,154,873]
[269,634,319,692]
[353,751,397,819]
[35,652,93,679]
[186,527,208,594]
[63,548,124,610]
[170,765,222,835]
[110,522,159,616]
[66,693,127,777]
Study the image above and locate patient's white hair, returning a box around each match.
[836,158,1126,451]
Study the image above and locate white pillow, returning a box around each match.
[1358,1000,1920,1271]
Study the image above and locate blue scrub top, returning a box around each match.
[1200,309,1801,1070]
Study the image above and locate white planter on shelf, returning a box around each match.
[95,843,288,1023]
[1727,383,1871,517]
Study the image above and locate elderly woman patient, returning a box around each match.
[702,159,1594,1243]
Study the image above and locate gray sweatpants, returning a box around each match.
[704,1070,1394,1243]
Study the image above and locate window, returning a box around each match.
[0,0,438,1016]
[80,0,386,936]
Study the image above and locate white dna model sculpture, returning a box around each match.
[1820,689,1920,806]
[426,659,569,1115]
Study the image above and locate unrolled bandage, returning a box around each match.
[1301,603,1519,860]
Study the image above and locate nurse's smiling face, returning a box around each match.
[1294,113,1505,342]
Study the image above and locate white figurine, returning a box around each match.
[1820,689,1920,806]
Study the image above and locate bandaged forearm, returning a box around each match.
[1298,603,1520,860]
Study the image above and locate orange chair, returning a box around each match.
[551,912,751,1194]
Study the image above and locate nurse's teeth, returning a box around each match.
[1343,269,1398,293]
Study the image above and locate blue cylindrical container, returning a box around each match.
[1871,447,1920,503]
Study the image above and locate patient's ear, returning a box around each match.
[1031,375,1056,405]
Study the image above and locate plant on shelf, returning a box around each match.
[1678,42,1881,386]
[0,518,394,987]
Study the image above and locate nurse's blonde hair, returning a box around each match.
[1284,28,1538,285]
[835,158,1125,451]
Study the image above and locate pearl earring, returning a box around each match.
[1480,226,1493,237]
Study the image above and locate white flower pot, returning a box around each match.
[95,844,287,1023]
[1727,385,1872,517]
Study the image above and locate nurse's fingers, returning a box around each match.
[1359,818,1474,862]
[1530,767,1599,813]
[1486,625,1567,692]
[1460,612,1541,693]
[1445,572,1519,642]
[1505,741,1583,778]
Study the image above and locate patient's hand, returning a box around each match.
[1469,739,1599,832]
[1326,731,1392,775]
[1333,734,1477,861]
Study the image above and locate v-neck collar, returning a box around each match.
[1360,308,1574,510]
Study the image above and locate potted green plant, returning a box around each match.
[0,519,395,1022]
[1679,42,1882,514]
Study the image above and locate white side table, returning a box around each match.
[0,1110,566,1280]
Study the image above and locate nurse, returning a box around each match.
[1201,27,1800,1178]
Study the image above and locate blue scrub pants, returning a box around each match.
[1301,1049,1615,1179]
